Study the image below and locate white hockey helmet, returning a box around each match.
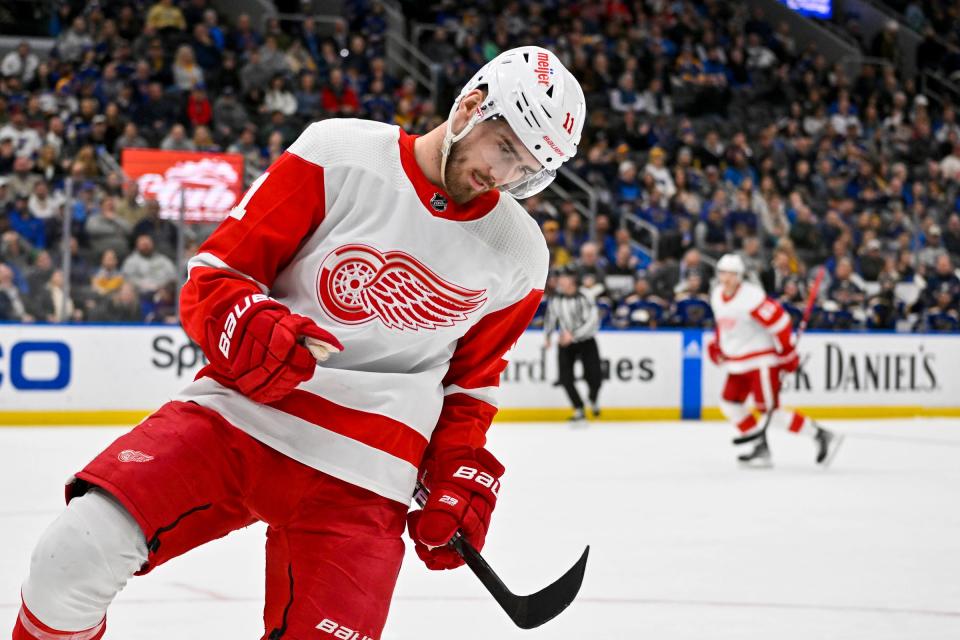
[441,45,586,199]
[716,253,746,277]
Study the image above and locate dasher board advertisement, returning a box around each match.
[121,148,245,223]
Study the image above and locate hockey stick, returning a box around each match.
[797,265,826,338]
[751,265,826,436]
[413,482,589,629]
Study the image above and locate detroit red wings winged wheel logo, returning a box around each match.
[317,244,487,331]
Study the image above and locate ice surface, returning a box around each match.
[1,419,958,639]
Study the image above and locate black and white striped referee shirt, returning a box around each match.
[543,291,600,342]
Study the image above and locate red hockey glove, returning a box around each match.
[780,348,800,373]
[707,340,725,365]
[205,293,342,404]
[407,447,505,570]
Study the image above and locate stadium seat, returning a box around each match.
[616,300,664,328]
[924,313,960,333]
[674,299,714,328]
[596,299,614,328]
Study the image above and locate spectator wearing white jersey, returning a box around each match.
[1,42,39,84]
[644,146,676,200]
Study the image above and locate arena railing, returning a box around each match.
[623,212,660,263]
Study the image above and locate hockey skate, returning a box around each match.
[569,408,587,428]
[814,426,843,467]
[736,432,772,468]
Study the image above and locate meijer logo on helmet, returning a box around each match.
[535,51,552,86]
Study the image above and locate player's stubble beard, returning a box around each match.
[443,134,493,205]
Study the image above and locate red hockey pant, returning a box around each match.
[15,401,407,640]
[721,366,808,435]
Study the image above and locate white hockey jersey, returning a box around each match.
[176,119,549,504]
[709,280,793,374]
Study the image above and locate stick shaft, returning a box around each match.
[799,266,826,337]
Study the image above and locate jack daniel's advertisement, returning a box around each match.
[704,334,957,408]
[781,342,938,394]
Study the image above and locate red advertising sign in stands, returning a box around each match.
[121,149,245,223]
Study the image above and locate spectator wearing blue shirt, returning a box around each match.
[362,79,395,123]
[821,210,850,254]
[594,214,619,265]
[203,9,226,50]
[639,190,676,232]
[190,24,223,72]
[363,2,389,46]
[71,182,99,228]
[8,195,46,249]
[723,149,757,188]
[231,13,263,57]
[696,203,730,258]
[921,254,960,306]
[727,190,759,238]
[561,209,590,258]
[610,73,643,113]
[823,238,858,277]
[614,161,642,209]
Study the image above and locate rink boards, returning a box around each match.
[0,324,959,424]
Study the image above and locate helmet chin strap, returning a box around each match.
[440,102,482,191]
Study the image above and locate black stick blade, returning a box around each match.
[453,538,590,629]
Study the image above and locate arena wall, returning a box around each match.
[1,326,957,425]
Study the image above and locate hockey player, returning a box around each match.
[707,254,841,467]
[13,46,585,640]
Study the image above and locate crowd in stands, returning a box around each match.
[414,0,960,332]
[0,0,422,323]
[874,0,960,81]
[1,0,960,331]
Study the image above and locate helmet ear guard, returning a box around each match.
[440,46,586,200]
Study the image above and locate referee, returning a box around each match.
[543,269,603,423]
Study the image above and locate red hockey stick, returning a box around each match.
[736,265,827,446]
[798,265,826,338]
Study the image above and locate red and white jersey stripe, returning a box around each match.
[177,119,548,504]
[710,280,793,374]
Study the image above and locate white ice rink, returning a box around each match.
[1,419,959,640]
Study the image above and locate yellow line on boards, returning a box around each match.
[2,406,959,427]
[700,406,960,420]
[0,411,150,426]
[495,408,681,421]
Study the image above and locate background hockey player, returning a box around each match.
[707,254,841,467]
[12,46,585,640]
[543,268,603,423]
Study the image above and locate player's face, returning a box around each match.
[445,118,542,204]
[718,271,740,294]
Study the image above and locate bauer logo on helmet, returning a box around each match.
[542,135,564,157]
